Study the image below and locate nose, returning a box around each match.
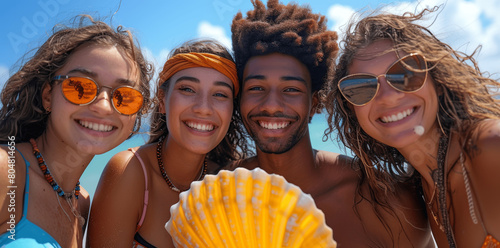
[88,87,115,115]
[192,91,214,116]
[258,88,284,114]
[373,76,405,105]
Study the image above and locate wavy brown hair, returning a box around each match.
[324,6,500,245]
[0,15,154,144]
[231,0,338,95]
[148,39,252,167]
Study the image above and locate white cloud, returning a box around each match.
[327,0,500,75]
[197,21,232,49]
[327,4,356,34]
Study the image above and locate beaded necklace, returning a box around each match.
[435,133,457,247]
[156,136,207,192]
[432,135,499,247]
[30,139,80,199]
[30,138,84,225]
[426,181,445,232]
[425,134,448,233]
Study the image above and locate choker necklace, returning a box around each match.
[156,136,207,192]
[30,139,80,199]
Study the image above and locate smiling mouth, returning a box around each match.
[185,121,215,132]
[258,121,290,130]
[380,108,415,123]
[78,120,114,132]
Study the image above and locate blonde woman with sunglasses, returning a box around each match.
[0,16,152,248]
[324,7,500,248]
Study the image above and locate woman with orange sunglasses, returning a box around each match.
[0,16,152,248]
[87,39,252,248]
[324,7,500,248]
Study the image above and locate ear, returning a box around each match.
[41,83,52,112]
[158,89,166,114]
[309,92,322,123]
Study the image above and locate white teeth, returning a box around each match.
[259,121,289,130]
[186,122,215,131]
[79,120,113,132]
[381,108,414,123]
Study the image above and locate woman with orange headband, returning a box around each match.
[87,39,252,248]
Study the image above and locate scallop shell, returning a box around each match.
[166,167,336,248]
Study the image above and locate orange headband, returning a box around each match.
[159,52,239,96]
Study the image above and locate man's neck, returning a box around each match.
[254,134,317,183]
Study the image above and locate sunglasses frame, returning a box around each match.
[52,75,144,115]
[338,53,428,106]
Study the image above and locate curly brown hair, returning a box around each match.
[148,39,253,167]
[0,15,154,144]
[231,0,338,94]
[324,6,500,245]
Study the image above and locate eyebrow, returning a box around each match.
[175,76,234,90]
[174,76,199,84]
[66,68,136,86]
[282,76,307,84]
[243,74,265,83]
[214,81,233,90]
[243,74,307,85]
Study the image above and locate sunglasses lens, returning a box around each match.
[386,54,427,92]
[61,77,98,105]
[112,87,144,115]
[339,75,379,105]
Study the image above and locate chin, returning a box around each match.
[75,140,117,155]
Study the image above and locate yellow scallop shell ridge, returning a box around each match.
[166,167,336,248]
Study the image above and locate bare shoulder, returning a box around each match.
[315,150,359,181]
[468,119,500,174]
[0,143,29,231]
[0,146,17,226]
[315,150,355,169]
[88,146,148,247]
[465,119,500,236]
[0,146,14,187]
[104,148,140,173]
[93,146,148,200]
[472,119,500,156]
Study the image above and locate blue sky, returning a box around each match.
[1,0,499,198]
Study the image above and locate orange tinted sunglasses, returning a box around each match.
[53,75,144,115]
